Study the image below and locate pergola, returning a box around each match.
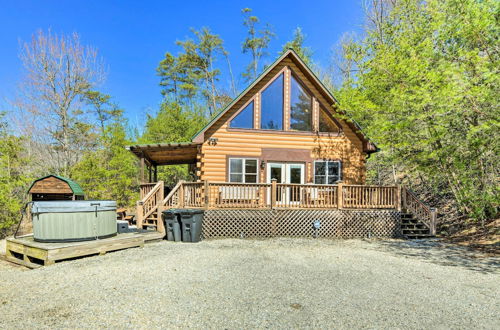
[127,142,201,183]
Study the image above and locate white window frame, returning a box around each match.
[228,158,259,183]
[313,160,342,184]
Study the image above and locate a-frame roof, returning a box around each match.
[191,49,377,154]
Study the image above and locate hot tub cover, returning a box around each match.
[31,200,117,214]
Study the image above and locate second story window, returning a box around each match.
[319,107,340,133]
[261,73,284,130]
[290,75,312,131]
[230,100,254,129]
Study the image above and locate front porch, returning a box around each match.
[137,180,437,239]
[128,143,436,239]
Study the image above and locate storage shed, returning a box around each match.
[28,175,85,201]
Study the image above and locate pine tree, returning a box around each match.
[0,113,31,237]
[281,27,313,65]
[241,8,275,82]
[138,101,208,186]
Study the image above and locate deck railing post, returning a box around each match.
[157,204,165,235]
[396,184,402,211]
[430,208,437,236]
[157,181,165,234]
[178,181,185,208]
[271,179,277,209]
[337,183,344,209]
[204,180,209,209]
[401,186,407,210]
[136,201,144,230]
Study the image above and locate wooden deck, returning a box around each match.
[5,231,164,269]
[137,181,437,236]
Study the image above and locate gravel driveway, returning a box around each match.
[0,238,498,329]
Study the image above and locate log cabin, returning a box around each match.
[127,49,436,239]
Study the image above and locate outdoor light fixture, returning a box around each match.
[313,220,321,238]
[208,137,218,146]
[260,160,266,169]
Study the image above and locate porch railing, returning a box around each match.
[163,181,401,210]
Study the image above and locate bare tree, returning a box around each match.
[329,32,360,88]
[362,0,397,44]
[13,29,106,176]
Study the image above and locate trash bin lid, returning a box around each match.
[177,208,204,215]
[163,209,184,217]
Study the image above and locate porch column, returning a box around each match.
[153,165,158,182]
[140,157,145,183]
[148,165,152,183]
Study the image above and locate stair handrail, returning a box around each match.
[140,181,163,203]
[161,180,183,207]
[402,187,437,235]
[140,181,164,220]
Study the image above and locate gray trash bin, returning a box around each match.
[162,209,181,242]
[179,209,204,242]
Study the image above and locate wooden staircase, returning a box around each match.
[400,213,434,239]
[401,187,437,239]
[136,181,183,235]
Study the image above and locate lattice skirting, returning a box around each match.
[202,209,402,239]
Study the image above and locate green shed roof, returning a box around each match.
[28,175,85,196]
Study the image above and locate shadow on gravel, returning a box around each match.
[372,239,500,274]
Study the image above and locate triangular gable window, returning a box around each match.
[230,100,254,129]
[261,73,284,130]
[319,107,341,133]
[290,75,312,131]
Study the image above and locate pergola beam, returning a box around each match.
[127,142,201,167]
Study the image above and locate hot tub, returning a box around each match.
[31,200,117,242]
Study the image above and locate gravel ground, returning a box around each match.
[0,238,498,329]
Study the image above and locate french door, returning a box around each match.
[266,163,305,205]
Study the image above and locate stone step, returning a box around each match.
[405,234,434,239]
[402,229,430,235]
[402,227,429,232]
[401,224,428,229]
[402,219,421,224]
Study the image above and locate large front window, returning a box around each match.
[229,158,258,183]
[314,161,341,184]
[290,75,312,131]
[260,73,284,130]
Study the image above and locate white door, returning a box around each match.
[266,163,305,205]
[286,164,305,204]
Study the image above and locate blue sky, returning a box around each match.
[0,1,365,127]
